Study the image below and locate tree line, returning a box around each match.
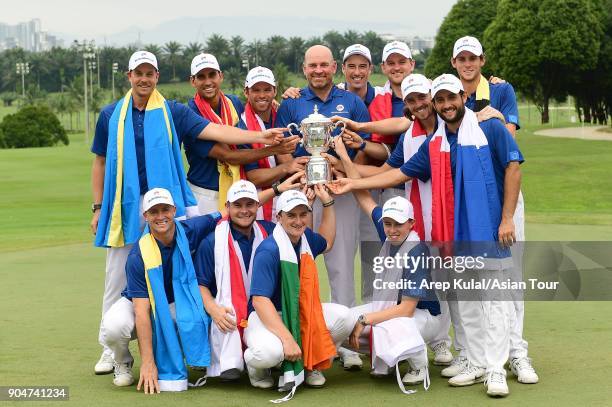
[425,0,611,124]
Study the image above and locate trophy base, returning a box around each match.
[306,157,331,186]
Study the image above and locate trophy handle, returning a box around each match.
[287,122,299,137]
[334,120,347,137]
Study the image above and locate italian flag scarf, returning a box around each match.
[96,89,198,248]
[140,222,210,391]
[368,81,397,144]
[193,92,245,210]
[241,103,277,222]
[208,218,268,377]
[402,119,432,241]
[272,225,336,401]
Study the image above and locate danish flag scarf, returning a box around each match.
[193,92,245,209]
[241,103,277,222]
[368,81,397,144]
[208,218,268,377]
[402,119,432,241]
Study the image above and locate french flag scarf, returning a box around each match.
[368,81,397,144]
[272,225,336,402]
[139,222,210,391]
[429,109,509,262]
[241,104,277,222]
[208,218,268,377]
[193,92,245,210]
[96,89,198,248]
[402,119,432,241]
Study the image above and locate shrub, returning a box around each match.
[0,104,69,148]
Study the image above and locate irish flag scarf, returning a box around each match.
[208,218,268,377]
[402,119,432,241]
[139,222,210,391]
[241,104,277,222]
[96,89,198,248]
[193,92,244,210]
[429,109,509,262]
[273,225,336,401]
[368,81,396,144]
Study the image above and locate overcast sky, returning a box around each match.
[2,0,458,37]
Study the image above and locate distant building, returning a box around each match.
[0,19,61,52]
[380,33,435,54]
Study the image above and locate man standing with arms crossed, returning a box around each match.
[184,54,298,214]
[91,51,285,376]
[450,36,537,384]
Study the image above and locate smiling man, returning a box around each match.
[184,54,297,214]
[100,188,222,392]
[91,51,286,378]
[275,45,371,311]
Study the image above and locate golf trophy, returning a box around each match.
[287,105,346,185]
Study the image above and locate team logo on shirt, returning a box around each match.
[336,104,345,112]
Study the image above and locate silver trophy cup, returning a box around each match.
[287,105,346,185]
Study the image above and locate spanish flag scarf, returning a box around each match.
[193,92,244,210]
[139,222,210,391]
[272,225,336,402]
[208,218,268,377]
[241,103,277,221]
[95,89,198,248]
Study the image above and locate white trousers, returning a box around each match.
[509,190,529,359]
[314,193,361,307]
[188,181,219,215]
[243,303,353,370]
[97,198,144,354]
[101,297,178,365]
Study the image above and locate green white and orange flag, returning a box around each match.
[271,225,336,402]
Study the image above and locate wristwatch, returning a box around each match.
[92,203,102,213]
[271,181,282,196]
[357,314,368,326]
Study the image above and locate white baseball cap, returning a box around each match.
[382,41,412,62]
[452,36,483,59]
[226,180,259,203]
[277,190,312,213]
[190,53,221,76]
[379,196,414,224]
[401,74,431,100]
[343,44,372,64]
[128,51,158,71]
[245,66,276,88]
[143,188,174,212]
[431,74,464,98]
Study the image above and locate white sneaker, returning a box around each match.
[448,363,486,386]
[338,347,363,370]
[305,370,326,387]
[112,362,134,387]
[431,342,453,366]
[247,365,274,389]
[441,356,468,378]
[402,369,426,385]
[485,371,509,397]
[510,357,539,384]
[94,350,114,375]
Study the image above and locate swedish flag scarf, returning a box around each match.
[95,89,198,248]
[473,75,491,112]
[139,222,211,391]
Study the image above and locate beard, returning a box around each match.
[438,103,465,124]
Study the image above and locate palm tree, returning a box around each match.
[361,31,386,65]
[264,36,288,68]
[323,30,345,61]
[272,63,290,99]
[184,42,204,58]
[287,37,306,72]
[225,67,242,93]
[163,41,183,81]
[230,35,245,64]
[245,40,263,67]
[205,34,230,68]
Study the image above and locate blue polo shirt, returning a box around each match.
[122,212,222,303]
[466,82,520,130]
[92,99,210,195]
[371,206,440,315]
[183,95,245,190]
[341,82,376,107]
[194,220,276,297]
[237,117,275,173]
[386,121,438,169]
[248,228,327,313]
[400,118,524,209]
[275,86,371,160]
